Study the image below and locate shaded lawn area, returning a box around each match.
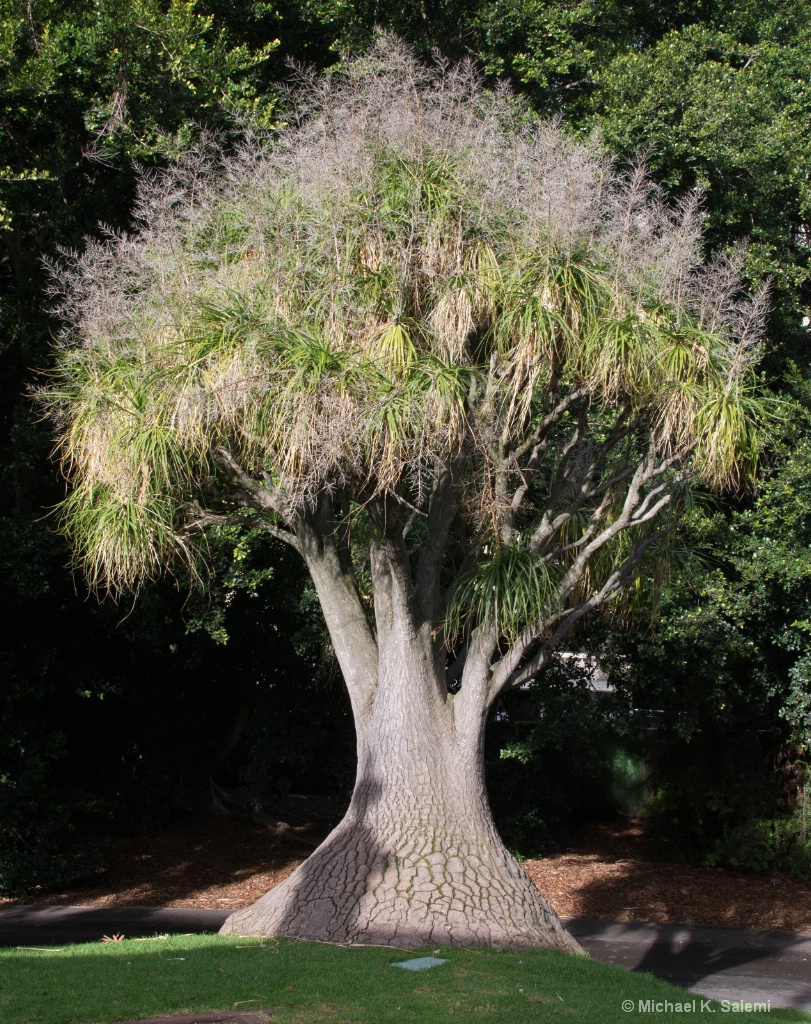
[0,935,809,1024]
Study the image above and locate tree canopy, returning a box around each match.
[46,41,768,641]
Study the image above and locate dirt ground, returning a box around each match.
[3,815,810,932]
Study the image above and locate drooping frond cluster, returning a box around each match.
[42,34,769,593]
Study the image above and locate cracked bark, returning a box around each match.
[220,536,579,952]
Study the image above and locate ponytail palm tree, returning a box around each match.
[43,37,770,950]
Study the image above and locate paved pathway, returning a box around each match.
[1,907,810,1010]
[0,906,227,948]
[564,917,811,1011]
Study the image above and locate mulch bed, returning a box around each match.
[4,815,811,932]
[9,817,310,910]
[523,819,811,931]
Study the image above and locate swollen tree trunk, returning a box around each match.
[221,536,579,952]
[220,660,576,950]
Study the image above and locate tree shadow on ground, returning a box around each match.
[1,815,329,910]
[568,917,811,1010]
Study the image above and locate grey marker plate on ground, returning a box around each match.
[391,956,448,971]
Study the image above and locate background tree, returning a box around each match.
[468,0,811,860]
[42,40,770,949]
[588,394,811,878]
[0,0,283,895]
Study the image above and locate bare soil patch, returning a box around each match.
[4,815,810,932]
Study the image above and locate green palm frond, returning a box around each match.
[372,321,419,368]
[693,383,771,490]
[374,149,462,225]
[59,481,194,595]
[582,312,658,400]
[182,291,269,362]
[446,543,560,644]
[656,322,712,384]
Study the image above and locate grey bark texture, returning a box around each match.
[220,536,580,953]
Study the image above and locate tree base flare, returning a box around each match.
[219,818,581,953]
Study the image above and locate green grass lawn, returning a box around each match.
[0,934,808,1024]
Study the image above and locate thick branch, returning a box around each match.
[529,409,638,556]
[528,407,590,553]
[496,527,667,695]
[454,621,499,739]
[499,392,591,542]
[185,507,301,552]
[212,446,290,519]
[372,530,449,703]
[414,461,459,625]
[488,454,681,698]
[513,385,588,463]
[295,508,379,719]
[551,454,678,607]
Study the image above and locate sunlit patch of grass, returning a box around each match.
[0,933,809,1024]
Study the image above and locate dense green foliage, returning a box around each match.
[595,414,811,875]
[0,0,282,895]
[0,523,353,896]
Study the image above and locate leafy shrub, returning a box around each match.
[486,654,626,856]
[644,723,777,857]
[0,752,98,899]
[707,793,811,878]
